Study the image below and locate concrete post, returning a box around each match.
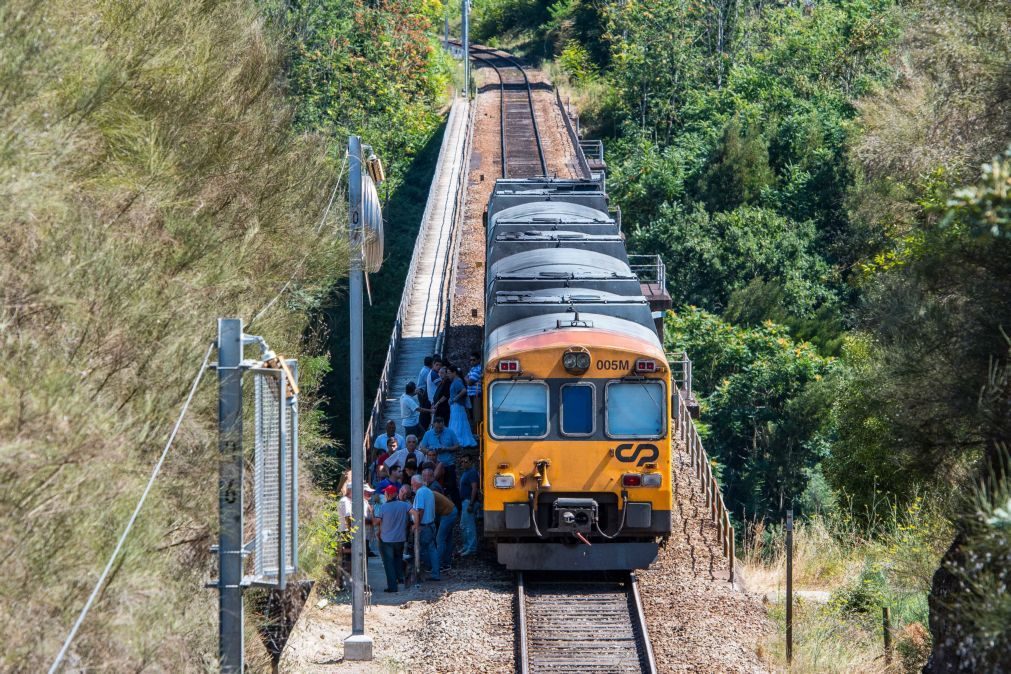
[344,136,373,661]
[462,0,470,98]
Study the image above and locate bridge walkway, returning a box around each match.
[368,96,472,442]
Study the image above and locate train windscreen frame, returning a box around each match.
[605,381,665,439]
[489,381,549,439]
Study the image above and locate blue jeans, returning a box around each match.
[436,507,458,569]
[418,524,439,579]
[460,500,478,554]
[379,540,404,591]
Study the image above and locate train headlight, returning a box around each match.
[498,359,520,373]
[562,348,590,374]
[493,473,515,489]
[642,473,663,487]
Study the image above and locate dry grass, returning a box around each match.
[0,1,348,670]
[741,518,864,596]
[742,506,949,673]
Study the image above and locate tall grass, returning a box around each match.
[742,501,950,673]
[1,1,348,669]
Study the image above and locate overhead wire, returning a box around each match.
[48,342,215,674]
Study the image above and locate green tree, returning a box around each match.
[287,0,450,184]
[666,308,836,519]
[630,203,835,317]
[697,114,774,211]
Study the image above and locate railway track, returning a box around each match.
[516,572,658,674]
[467,45,547,178]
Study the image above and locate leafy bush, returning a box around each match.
[287,0,450,186]
[558,40,596,83]
[666,308,835,518]
[632,204,835,317]
[0,0,445,669]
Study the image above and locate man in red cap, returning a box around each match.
[373,484,412,592]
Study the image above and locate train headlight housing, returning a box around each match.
[562,348,591,374]
[635,358,658,373]
[642,473,663,487]
[622,472,663,487]
[493,473,515,489]
[498,359,520,373]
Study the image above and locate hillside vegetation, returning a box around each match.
[473,0,1010,670]
[0,0,447,669]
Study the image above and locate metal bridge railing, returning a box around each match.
[628,253,666,291]
[554,86,593,181]
[667,351,692,397]
[671,354,735,584]
[363,97,472,454]
[579,139,604,162]
[437,93,478,356]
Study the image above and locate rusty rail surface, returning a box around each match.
[467,45,547,178]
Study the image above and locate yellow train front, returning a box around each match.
[480,177,673,571]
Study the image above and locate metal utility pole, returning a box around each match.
[785,508,794,665]
[217,318,244,673]
[344,136,373,661]
[462,0,470,99]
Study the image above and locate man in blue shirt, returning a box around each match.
[375,485,412,592]
[409,474,440,581]
[375,466,403,494]
[420,416,461,506]
[416,356,433,392]
[466,352,483,424]
[457,454,480,556]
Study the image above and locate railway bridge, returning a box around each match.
[283,44,764,674]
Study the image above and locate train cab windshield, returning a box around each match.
[490,381,548,438]
[606,381,665,438]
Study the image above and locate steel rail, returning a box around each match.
[469,49,508,177]
[516,572,530,674]
[466,45,548,178]
[516,572,657,673]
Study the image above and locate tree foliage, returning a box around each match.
[666,308,836,519]
[630,203,834,317]
[287,0,450,184]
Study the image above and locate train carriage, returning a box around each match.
[480,178,674,571]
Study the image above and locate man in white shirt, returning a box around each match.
[384,434,425,471]
[401,381,431,438]
[374,420,405,454]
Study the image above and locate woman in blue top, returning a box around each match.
[448,367,478,447]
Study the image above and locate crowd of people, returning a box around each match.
[338,352,484,593]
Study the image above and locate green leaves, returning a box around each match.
[287,0,449,188]
[630,203,834,317]
[666,308,836,519]
[943,147,1011,240]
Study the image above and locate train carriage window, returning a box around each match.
[560,383,594,436]
[605,381,665,438]
[489,381,549,439]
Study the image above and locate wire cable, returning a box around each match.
[48,342,215,674]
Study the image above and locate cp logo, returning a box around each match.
[614,443,659,466]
